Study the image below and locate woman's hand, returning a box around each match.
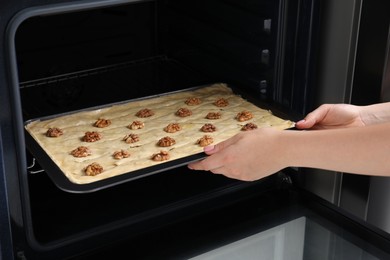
[188,128,287,181]
[296,104,365,130]
[188,103,390,180]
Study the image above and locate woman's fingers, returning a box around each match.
[203,134,241,155]
[188,128,285,181]
[188,150,226,171]
[188,136,239,171]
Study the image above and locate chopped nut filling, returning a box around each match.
[123,133,140,143]
[82,131,102,142]
[136,108,154,118]
[84,162,103,176]
[94,118,111,128]
[205,112,222,119]
[113,150,131,160]
[71,146,92,158]
[185,97,202,106]
[176,108,192,117]
[46,127,63,137]
[201,123,217,132]
[151,151,170,161]
[128,120,145,130]
[164,123,182,133]
[197,135,214,147]
[236,111,253,122]
[157,136,176,147]
[241,122,258,131]
[214,98,229,107]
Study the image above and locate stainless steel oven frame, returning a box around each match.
[0,0,358,259]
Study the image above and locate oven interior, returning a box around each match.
[9,0,318,257]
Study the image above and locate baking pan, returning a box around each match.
[24,83,295,193]
[25,130,206,193]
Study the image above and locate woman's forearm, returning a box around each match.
[360,102,390,125]
[282,122,390,176]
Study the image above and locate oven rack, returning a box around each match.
[27,157,44,175]
[19,55,173,89]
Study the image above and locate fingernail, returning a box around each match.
[296,119,306,125]
[204,145,215,152]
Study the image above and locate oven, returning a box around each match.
[1,0,390,259]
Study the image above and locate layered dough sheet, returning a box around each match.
[25,83,295,184]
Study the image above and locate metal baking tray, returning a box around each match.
[25,130,205,193]
[24,84,296,193]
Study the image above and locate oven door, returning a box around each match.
[68,187,390,259]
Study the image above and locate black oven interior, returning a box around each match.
[16,0,316,119]
[9,0,319,258]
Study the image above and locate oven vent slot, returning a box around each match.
[19,55,170,89]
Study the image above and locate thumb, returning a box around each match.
[296,105,330,129]
[295,118,315,129]
[203,145,216,154]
